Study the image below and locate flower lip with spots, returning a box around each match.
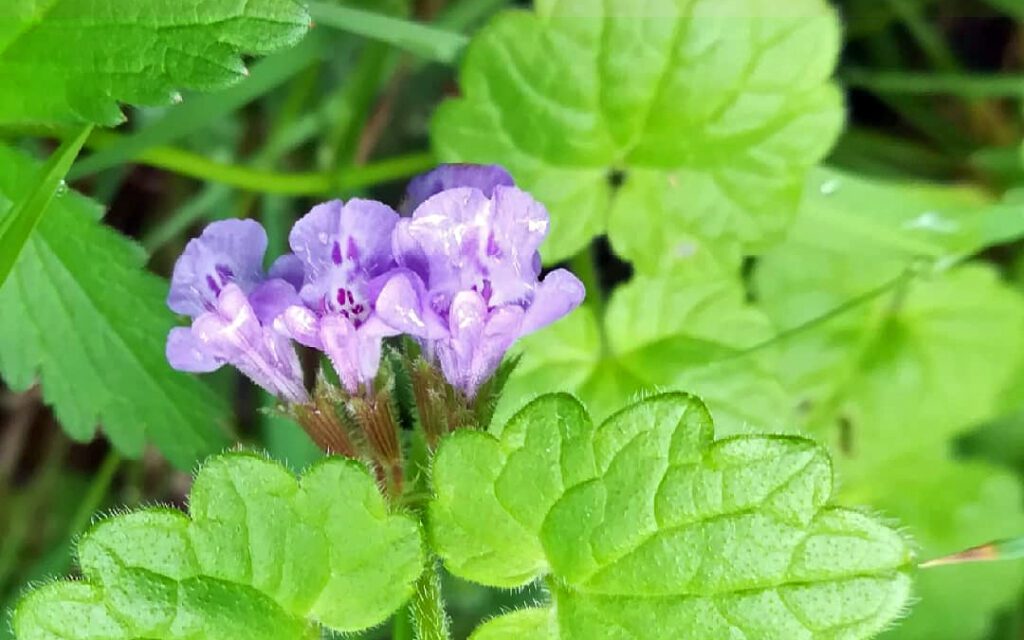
[274,199,402,395]
[165,219,308,404]
[376,165,586,398]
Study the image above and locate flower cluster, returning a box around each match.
[166,165,585,408]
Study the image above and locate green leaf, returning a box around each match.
[981,0,1024,19]
[0,0,310,127]
[308,2,468,64]
[433,393,913,639]
[432,0,844,269]
[0,145,229,468]
[0,125,91,286]
[851,453,1024,640]
[794,168,1024,266]
[70,33,328,179]
[755,177,1024,484]
[14,452,424,639]
[494,269,791,436]
[472,608,555,640]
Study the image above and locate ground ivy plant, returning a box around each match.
[10,166,915,639]
[3,0,1023,638]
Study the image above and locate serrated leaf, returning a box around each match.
[14,452,425,639]
[852,454,1024,640]
[433,393,914,640]
[0,0,310,126]
[755,177,1024,484]
[0,145,229,468]
[494,269,791,436]
[432,0,843,269]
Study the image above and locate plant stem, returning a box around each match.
[409,562,451,640]
[844,69,1024,98]
[569,245,604,315]
[724,267,916,363]
[85,130,435,195]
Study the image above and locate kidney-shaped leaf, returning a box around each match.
[432,393,913,639]
[15,453,424,639]
[433,0,844,270]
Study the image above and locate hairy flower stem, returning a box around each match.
[292,397,358,457]
[410,360,445,449]
[409,561,451,640]
[350,394,404,498]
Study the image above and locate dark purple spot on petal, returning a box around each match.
[481,279,493,302]
[205,275,222,297]
[215,264,234,286]
[337,288,348,307]
[346,290,355,305]
[486,233,501,258]
[331,241,343,265]
[346,237,360,261]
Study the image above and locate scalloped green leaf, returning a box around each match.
[493,269,791,436]
[14,453,425,639]
[433,393,914,640]
[432,0,843,269]
[0,0,309,126]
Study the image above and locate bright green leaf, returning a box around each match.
[471,608,555,640]
[0,0,309,127]
[14,452,424,639]
[0,145,229,468]
[494,269,791,436]
[794,168,1024,266]
[432,0,844,269]
[434,393,913,639]
[755,177,1024,484]
[70,33,328,179]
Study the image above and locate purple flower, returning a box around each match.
[402,163,513,215]
[166,219,308,404]
[377,166,585,398]
[274,199,401,394]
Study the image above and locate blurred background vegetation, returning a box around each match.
[4,0,1024,638]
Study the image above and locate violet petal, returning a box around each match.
[289,198,399,278]
[319,314,384,394]
[519,269,586,335]
[166,327,223,373]
[375,270,447,339]
[268,253,305,290]
[249,278,302,325]
[403,164,514,215]
[277,304,323,349]
[167,219,267,318]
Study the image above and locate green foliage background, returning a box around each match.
[2,0,1024,638]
